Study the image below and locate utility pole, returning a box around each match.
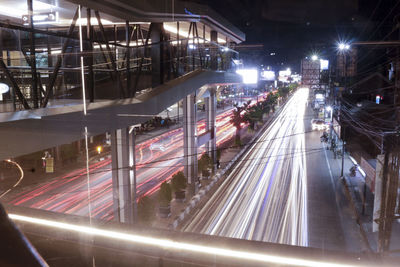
[376,17,400,253]
[340,51,347,178]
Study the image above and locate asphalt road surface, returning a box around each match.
[184,88,310,246]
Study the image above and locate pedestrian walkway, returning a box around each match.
[323,141,400,254]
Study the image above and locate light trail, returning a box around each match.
[184,89,309,246]
[8,213,360,267]
[0,159,24,199]
[5,106,239,219]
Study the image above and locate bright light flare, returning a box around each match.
[8,213,358,267]
[311,55,318,61]
[236,69,258,84]
[338,43,350,51]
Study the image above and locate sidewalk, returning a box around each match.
[323,142,400,254]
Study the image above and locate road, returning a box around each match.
[184,88,310,246]
[5,107,239,220]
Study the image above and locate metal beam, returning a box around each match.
[0,60,30,109]
[95,11,125,98]
[132,24,152,96]
[42,7,79,108]
[150,22,164,88]
[352,41,400,46]
[27,0,38,108]
[125,21,131,96]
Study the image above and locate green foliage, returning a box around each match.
[230,100,251,140]
[198,153,212,173]
[288,83,298,92]
[138,196,155,224]
[171,171,186,192]
[278,86,290,99]
[158,181,172,206]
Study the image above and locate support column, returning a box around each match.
[205,87,217,172]
[150,23,164,87]
[210,30,218,70]
[111,128,133,223]
[125,21,131,95]
[27,0,38,108]
[183,94,198,195]
[129,129,138,221]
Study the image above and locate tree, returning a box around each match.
[243,102,264,130]
[230,100,250,144]
[198,153,212,175]
[158,181,172,207]
[278,86,290,99]
[171,171,186,192]
[265,92,278,112]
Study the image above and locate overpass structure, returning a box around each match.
[0,0,244,223]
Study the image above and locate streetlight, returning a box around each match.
[338,42,350,51]
[311,54,318,61]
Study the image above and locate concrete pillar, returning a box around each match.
[210,30,218,70]
[205,88,217,171]
[129,130,138,221]
[183,93,198,195]
[111,128,133,223]
[373,154,384,232]
[150,22,164,88]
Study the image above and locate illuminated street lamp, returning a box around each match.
[336,42,351,178]
[311,54,318,61]
[338,42,350,51]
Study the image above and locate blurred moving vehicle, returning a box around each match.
[311,119,329,131]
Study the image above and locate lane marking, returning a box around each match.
[323,143,335,190]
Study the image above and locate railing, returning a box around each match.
[0,23,240,113]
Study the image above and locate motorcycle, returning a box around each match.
[349,165,357,177]
[320,132,328,143]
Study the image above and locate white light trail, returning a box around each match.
[185,88,310,247]
[0,159,24,199]
[78,5,87,115]
[8,213,359,267]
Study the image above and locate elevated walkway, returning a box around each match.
[0,70,241,160]
[4,204,394,267]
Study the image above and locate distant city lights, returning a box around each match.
[261,70,275,81]
[320,59,329,70]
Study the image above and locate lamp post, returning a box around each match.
[338,42,350,178]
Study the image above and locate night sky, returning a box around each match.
[188,0,400,72]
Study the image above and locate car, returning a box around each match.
[311,119,329,131]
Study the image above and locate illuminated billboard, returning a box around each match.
[236,69,258,84]
[260,70,275,81]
